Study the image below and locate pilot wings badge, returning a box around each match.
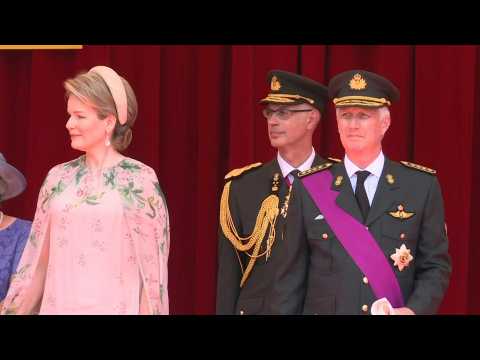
[389,204,415,220]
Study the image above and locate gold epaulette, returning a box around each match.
[225,162,262,180]
[298,162,334,178]
[328,157,342,163]
[400,161,436,175]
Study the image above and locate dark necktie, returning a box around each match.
[355,170,371,222]
[285,169,300,187]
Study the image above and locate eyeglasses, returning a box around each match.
[262,107,312,120]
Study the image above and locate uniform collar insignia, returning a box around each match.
[334,175,343,187]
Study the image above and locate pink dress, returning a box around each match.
[1,156,170,315]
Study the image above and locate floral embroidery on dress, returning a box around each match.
[10,264,30,282]
[91,219,103,233]
[75,166,87,185]
[41,180,66,212]
[118,182,146,208]
[1,156,170,315]
[119,160,141,172]
[160,284,165,302]
[103,168,117,189]
[78,253,86,267]
[57,237,68,248]
[64,157,83,169]
[91,240,106,252]
[28,232,38,248]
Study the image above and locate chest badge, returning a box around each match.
[389,204,415,220]
[390,244,414,271]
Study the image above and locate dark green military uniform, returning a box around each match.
[216,156,326,314]
[280,158,451,314]
[216,70,329,315]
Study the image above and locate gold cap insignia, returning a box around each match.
[390,244,413,271]
[389,204,415,220]
[271,76,281,91]
[349,73,367,90]
[386,174,395,184]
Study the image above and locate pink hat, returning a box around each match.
[89,65,128,125]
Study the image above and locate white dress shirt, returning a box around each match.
[344,151,385,205]
[277,148,316,184]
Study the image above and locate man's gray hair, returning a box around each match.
[336,106,390,120]
[377,106,391,121]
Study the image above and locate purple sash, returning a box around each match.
[301,170,404,308]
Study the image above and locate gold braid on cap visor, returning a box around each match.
[261,93,315,104]
[333,95,391,107]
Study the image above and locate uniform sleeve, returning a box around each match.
[406,176,452,314]
[268,180,309,314]
[216,180,242,315]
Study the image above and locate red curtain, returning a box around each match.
[0,45,478,314]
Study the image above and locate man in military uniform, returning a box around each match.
[216,70,329,314]
[280,69,451,315]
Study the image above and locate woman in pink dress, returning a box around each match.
[1,66,170,315]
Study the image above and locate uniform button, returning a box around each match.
[239,310,244,315]
[400,233,406,240]
[363,276,369,284]
[322,233,328,240]
[362,304,368,313]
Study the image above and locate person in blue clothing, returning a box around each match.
[0,153,31,309]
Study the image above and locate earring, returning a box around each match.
[105,131,111,147]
